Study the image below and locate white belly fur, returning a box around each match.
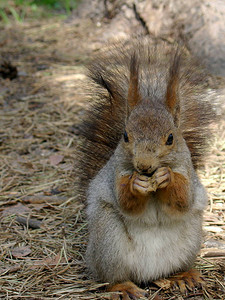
[123,214,201,283]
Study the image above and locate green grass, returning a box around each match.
[30,0,79,12]
[0,0,80,23]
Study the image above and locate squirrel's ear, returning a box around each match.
[127,53,141,110]
[166,50,181,126]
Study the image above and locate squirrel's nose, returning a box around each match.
[137,165,151,173]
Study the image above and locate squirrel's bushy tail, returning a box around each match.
[77,39,217,197]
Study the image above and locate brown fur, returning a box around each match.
[157,171,189,213]
[167,269,205,294]
[117,174,148,215]
[166,50,181,125]
[127,54,141,109]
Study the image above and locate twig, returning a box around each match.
[16,216,42,229]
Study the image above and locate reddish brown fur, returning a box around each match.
[166,75,178,110]
[108,281,147,299]
[127,54,141,108]
[167,269,205,293]
[166,51,180,125]
[117,174,148,215]
[157,171,189,213]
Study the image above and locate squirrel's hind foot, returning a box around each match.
[108,281,148,300]
[154,269,204,294]
[169,269,205,293]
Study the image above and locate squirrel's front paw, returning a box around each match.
[131,167,173,196]
[154,167,173,189]
[131,172,156,196]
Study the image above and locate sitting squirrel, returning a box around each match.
[78,39,216,299]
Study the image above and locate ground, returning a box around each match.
[0,15,224,299]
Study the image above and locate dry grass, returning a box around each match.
[0,18,224,299]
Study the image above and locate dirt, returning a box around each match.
[0,11,224,300]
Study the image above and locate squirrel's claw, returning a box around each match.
[109,281,148,299]
[154,269,204,294]
[154,167,172,189]
[168,269,205,294]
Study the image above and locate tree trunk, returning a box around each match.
[73,0,225,76]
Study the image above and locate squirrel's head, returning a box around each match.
[123,104,180,174]
[122,51,183,174]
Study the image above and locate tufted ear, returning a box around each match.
[166,50,181,126]
[127,53,142,110]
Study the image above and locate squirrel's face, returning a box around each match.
[123,104,182,174]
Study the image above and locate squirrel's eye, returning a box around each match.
[166,133,173,145]
[124,131,129,143]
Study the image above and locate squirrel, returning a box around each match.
[78,39,216,299]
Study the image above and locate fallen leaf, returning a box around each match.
[2,203,31,217]
[42,252,62,266]
[49,154,64,166]
[22,194,66,205]
[11,246,32,258]
[21,161,35,170]
[30,252,66,269]
[11,159,35,175]
[0,264,21,275]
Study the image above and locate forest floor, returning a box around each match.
[0,15,224,299]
